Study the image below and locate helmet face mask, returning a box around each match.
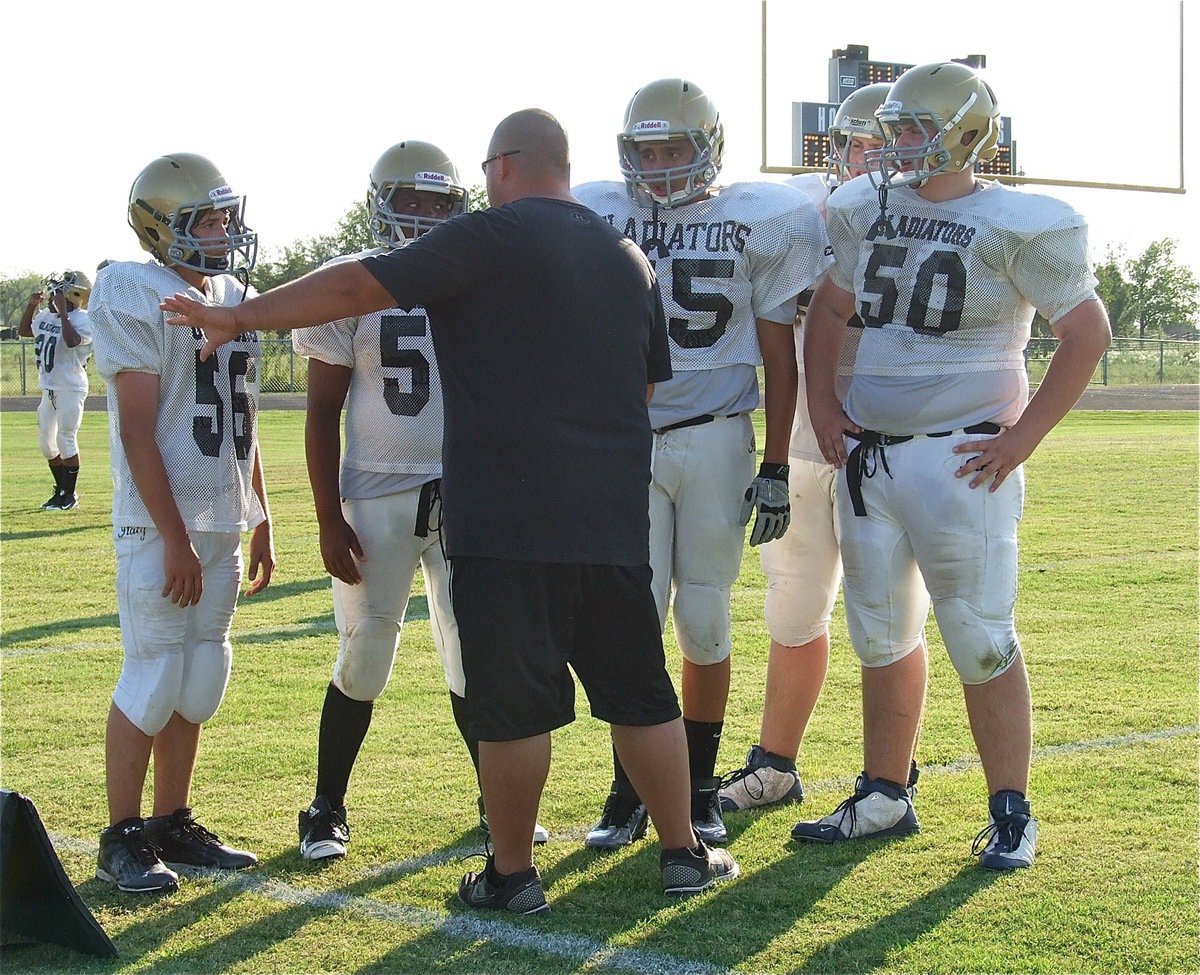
[128,153,258,276]
[45,270,92,310]
[865,62,1000,191]
[368,141,467,248]
[826,82,890,183]
[618,78,724,209]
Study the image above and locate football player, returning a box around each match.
[797,62,1110,869]
[18,271,93,510]
[89,153,275,893]
[291,142,547,860]
[720,84,926,814]
[574,78,832,847]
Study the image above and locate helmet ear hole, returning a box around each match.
[961,129,979,147]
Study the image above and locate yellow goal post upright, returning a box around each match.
[758,0,1186,196]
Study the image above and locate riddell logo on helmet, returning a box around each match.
[880,101,903,114]
[209,186,236,203]
[633,120,671,135]
[415,172,450,186]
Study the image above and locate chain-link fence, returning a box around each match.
[0,336,1195,399]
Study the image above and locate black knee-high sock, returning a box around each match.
[449,691,480,783]
[314,682,373,809]
[684,718,724,785]
[48,460,64,494]
[62,464,79,498]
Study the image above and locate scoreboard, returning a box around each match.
[792,45,1016,176]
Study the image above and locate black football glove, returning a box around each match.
[739,462,791,546]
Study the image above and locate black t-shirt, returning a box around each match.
[361,197,671,565]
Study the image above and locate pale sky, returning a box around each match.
[2,0,1195,280]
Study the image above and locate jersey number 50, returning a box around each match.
[859,244,966,335]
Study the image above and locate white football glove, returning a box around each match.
[739,463,791,546]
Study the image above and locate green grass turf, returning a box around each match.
[1,407,1196,974]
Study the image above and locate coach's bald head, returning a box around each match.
[485,109,574,206]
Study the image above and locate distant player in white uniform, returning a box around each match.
[720,84,927,814]
[574,78,832,847]
[89,153,275,894]
[291,142,547,860]
[18,271,93,510]
[796,62,1110,869]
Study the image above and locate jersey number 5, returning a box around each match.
[379,313,431,417]
[193,350,254,460]
[859,244,966,335]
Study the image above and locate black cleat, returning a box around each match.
[145,807,257,870]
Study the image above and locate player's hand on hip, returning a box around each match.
[162,533,204,606]
[953,425,1027,491]
[245,521,276,596]
[739,462,791,546]
[160,293,240,361]
[809,397,860,469]
[319,516,366,585]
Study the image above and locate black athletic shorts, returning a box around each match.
[449,556,681,741]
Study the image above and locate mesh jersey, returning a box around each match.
[574,180,832,385]
[31,309,92,392]
[90,260,265,533]
[828,177,1097,432]
[292,249,443,491]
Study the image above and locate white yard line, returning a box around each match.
[46,724,1196,975]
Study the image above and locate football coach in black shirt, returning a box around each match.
[163,109,739,913]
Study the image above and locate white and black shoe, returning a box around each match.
[299,795,350,861]
[96,818,179,893]
[973,790,1038,870]
[661,839,739,897]
[145,807,257,870]
[791,773,919,843]
[719,744,805,812]
[477,795,549,845]
[584,781,648,850]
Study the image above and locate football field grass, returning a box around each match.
[1,407,1196,974]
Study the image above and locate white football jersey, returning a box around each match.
[31,308,92,392]
[90,260,265,533]
[292,249,443,493]
[575,180,832,422]
[828,177,1097,433]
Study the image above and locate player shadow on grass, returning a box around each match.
[1,523,97,543]
[1,610,119,646]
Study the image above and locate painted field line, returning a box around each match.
[47,724,1195,973]
[50,837,741,975]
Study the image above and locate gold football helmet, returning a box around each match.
[128,152,257,275]
[45,270,92,310]
[368,141,468,247]
[618,78,724,208]
[868,61,1000,189]
[827,82,890,183]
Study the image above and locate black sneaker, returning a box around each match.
[584,781,649,850]
[145,807,257,870]
[458,856,549,915]
[691,776,728,845]
[40,489,62,509]
[719,744,805,812]
[96,818,179,893]
[298,796,349,861]
[477,795,549,845]
[972,790,1038,870]
[661,839,740,897]
[52,494,79,510]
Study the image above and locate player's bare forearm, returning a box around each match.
[17,293,41,337]
[160,263,394,355]
[58,307,82,347]
[244,447,275,596]
[803,278,860,466]
[114,371,188,544]
[953,300,1111,491]
[756,317,798,465]
[303,360,351,529]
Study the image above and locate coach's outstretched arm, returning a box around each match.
[161,262,394,360]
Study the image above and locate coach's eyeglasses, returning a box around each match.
[481,150,521,173]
